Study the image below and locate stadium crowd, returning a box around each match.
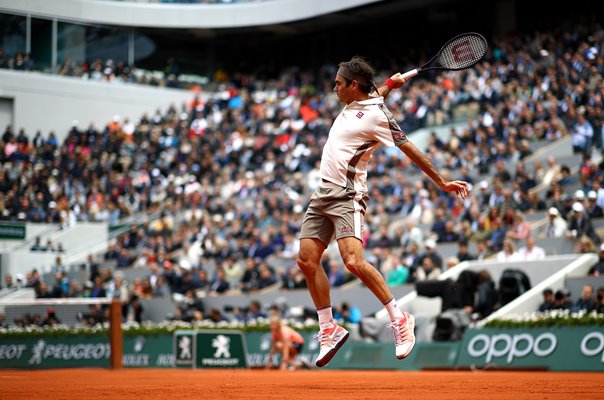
[1,20,604,327]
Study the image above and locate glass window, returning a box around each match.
[0,13,27,69]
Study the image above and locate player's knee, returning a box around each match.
[343,258,363,275]
[296,254,316,274]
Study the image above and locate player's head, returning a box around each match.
[335,56,375,102]
[270,315,282,331]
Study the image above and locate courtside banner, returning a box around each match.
[457,327,604,371]
[0,335,174,369]
[195,330,248,369]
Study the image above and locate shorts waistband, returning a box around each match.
[321,179,344,188]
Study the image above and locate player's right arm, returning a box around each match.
[397,140,469,199]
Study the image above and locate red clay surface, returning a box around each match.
[1,369,603,400]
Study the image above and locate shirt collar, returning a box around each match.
[349,95,383,107]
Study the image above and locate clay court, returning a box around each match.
[1,369,603,400]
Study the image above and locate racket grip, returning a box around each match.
[401,69,419,80]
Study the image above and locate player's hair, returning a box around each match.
[337,56,376,94]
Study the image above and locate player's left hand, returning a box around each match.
[442,180,470,200]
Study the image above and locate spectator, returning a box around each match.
[588,244,604,276]
[517,237,546,261]
[415,257,441,281]
[496,239,519,262]
[506,212,531,241]
[585,190,604,219]
[595,287,604,314]
[281,267,308,290]
[543,207,568,238]
[208,267,230,296]
[333,301,362,324]
[570,113,594,154]
[3,274,15,289]
[538,288,555,312]
[257,262,278,290]
[552,289,572,310]
[327,260,346,288]
[573,284,596,313]
[90,276,107,298]
[566,202,601,245]
[456,241,475,262]
[30,236,45,252]
[386,257,409,287]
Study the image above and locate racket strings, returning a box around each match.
[438,35,487,70]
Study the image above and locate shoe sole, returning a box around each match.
[396,315,415,360]
[315,331,349,368]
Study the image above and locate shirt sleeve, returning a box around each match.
[375,104,408,147]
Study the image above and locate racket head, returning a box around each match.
[434,32,488,71]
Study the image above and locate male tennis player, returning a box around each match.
[297,56,469,367]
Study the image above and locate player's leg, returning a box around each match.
[334,204,415,360]
[297,237,349,367]
[297,238,330,309]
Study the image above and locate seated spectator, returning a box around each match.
[239,258,260,293]
[415,257,441,281]
[517,237,546,261]
[506,212,531,241]
[496,239,520,262]
[247,300,269,320]
[595,287,604,314]
[538,288,555,312]
[208,267,230,295]
[30,236,45,252]
[456,241,475,262]
[543,207,568,238]
[327,260,346,288]
[257,262,278,290]
[586,190,604,219]
[386,258,409,287]
[552,289,572,310]
[475,240,493,261]
[438,220,460,243]
[333,301,362,324]
[90,276,107,298]
[573,284,596,312]
[42,307,61,327]
[566,202,601,245]
[281,267,307,290]
[588,244,604,276]
[418,239,443,270]
[3,274,15,289]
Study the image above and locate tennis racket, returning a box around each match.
[401,32,488,80]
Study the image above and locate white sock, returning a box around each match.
[317,307,335,330]
[384,298,404,322]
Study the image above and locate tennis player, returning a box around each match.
[297,56,469,367]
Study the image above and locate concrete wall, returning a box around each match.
[0,70,197,139]
[0,0,383,29]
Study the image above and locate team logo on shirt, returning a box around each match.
[356,112,364,119]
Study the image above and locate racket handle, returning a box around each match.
[401,69,419,80]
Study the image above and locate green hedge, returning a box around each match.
[0,319,322,338]
[484,310,604,329]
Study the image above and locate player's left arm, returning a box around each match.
[397,141,469,199]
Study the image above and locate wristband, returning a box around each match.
[384,78,402,90]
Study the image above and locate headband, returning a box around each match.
[337,66,371,86]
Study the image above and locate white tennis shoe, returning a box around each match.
[388,311,415,359]
[314,324,349,367]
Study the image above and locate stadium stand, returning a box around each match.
[0,1,603,350]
